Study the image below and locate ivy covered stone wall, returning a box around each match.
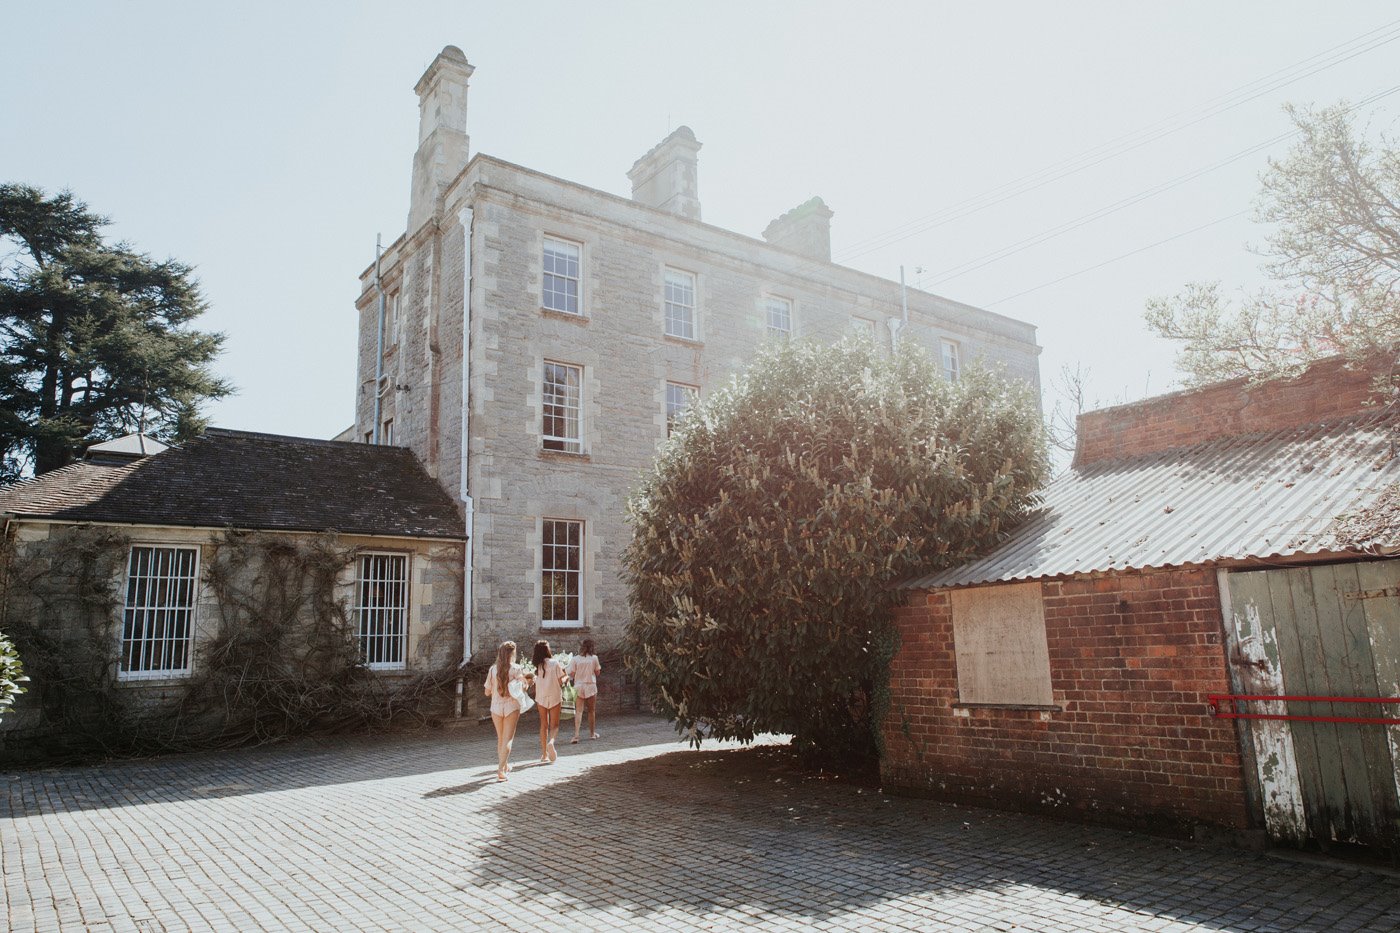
[0,521,464,763]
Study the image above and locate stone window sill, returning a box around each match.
[663,335,705,349]
[539,449,590,463]
[540,625,591,635]
[541,307,589,325]
[952,702,1063,712]
[116,675,192,689]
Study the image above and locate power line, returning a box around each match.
[982,211,1250,308]
[833,18,1400,264]
[910,82,1400,291]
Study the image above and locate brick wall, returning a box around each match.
[880,567,1251,835]
[1074,356,1379,467]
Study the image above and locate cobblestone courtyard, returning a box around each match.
[4,714,1399,932]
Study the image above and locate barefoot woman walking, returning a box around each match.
[484,641,530,781]
[531,640,566,763]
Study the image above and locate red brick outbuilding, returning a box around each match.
[882,358,1400,847]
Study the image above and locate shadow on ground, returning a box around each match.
[0,716,668,816]
[469,743,1400,931]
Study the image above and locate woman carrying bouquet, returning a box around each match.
[484,640,531,781]
[532,640,566,763]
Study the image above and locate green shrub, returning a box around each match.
[0,629,25,722]
[622,336,1046,762]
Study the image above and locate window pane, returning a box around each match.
[541,520,583,625]
[543,362,582,453]
[356,554,408,669]
[664,269,696,339]
[766,297,791,336]
[120,546,199,679]
[665,382,698,436]
[941,339,961,382]
[542,238,582,314]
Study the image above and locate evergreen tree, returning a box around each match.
[0,184,230,478]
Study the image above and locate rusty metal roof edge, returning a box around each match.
[899,410,1400,591]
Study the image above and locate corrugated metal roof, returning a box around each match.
[906,411,1400,590]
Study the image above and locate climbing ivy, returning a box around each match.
[0,525,459,761]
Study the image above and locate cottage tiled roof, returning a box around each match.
[0,429,465,540]
[905,411,1400,590]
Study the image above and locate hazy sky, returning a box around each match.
[4,1,1398,440]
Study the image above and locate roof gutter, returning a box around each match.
[372,235,387,444]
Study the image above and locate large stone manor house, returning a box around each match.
[352,45,1042,660]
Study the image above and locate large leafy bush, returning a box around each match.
[622,336,1047,761]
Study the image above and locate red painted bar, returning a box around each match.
[1207,694,1400,726]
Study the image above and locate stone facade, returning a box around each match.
[0,520,465,754]
[354,47,1043,660]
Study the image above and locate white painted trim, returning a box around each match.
[458,206,475,664]
[355,550,412,672]
[116,543,202,683]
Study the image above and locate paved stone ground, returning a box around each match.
[3,714,1399,932]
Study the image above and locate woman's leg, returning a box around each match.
[492,712,508,779]
[572,697,582,742]
[539,703,550,761]
[545,705,561,761]
[501,710,520,773]
[585,695,598,738]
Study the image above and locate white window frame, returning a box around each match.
[941,338,961,383]
[665,381,699,436]
[118,545,200,681]
[664,268,697,340]
[542,236,582,315]
[542,361,583,454]
[765,295,793,338]
[541,519,583,628]
[356,551,410,671]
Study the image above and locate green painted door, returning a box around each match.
[1226,562,1400,849]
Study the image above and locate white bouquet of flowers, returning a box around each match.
[555,652,577,716]
[507,662,534,714]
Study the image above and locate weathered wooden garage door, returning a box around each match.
[1223,562,1400,849]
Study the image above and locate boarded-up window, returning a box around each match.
[950,582,1053,706]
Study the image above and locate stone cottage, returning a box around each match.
[0,429,466,755]
[881,357,1400,851]
[353,45,1044,663]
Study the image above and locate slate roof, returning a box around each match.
[905,411,1400,590]
[0,429,466,540]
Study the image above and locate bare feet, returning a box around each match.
[547,741,557,763]
[496,770,507,782]
[590,733,600,740]
[570,736,579,744]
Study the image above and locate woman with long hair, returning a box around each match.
[484,640,528,781]
[568,638,602,743]
[531,639,566,763]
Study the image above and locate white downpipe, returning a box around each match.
[458,207,475,669]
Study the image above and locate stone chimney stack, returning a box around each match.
[627,127,702,220]
[762,198,835,262]
[408,45,475,233]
